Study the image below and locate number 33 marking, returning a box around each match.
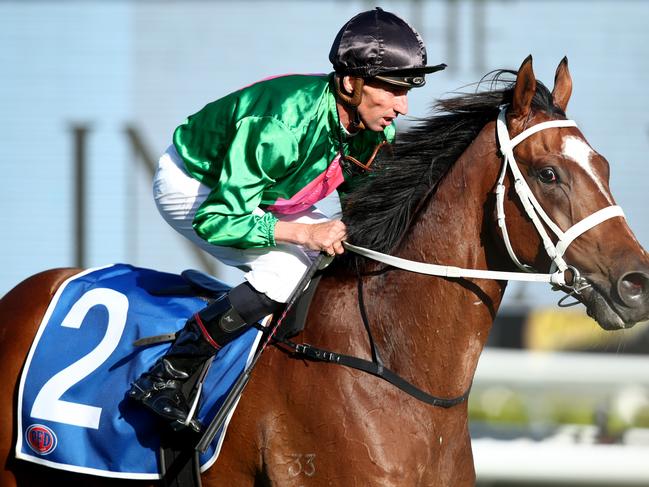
[287,453,316,478]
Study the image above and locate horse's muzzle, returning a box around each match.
[581,263,649,329]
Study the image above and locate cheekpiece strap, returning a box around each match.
[495,106,625,275]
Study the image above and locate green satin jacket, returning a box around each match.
[173,73,396,249]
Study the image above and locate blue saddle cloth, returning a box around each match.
[15,264,262,480]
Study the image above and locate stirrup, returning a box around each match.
[171,417,203,434]
[170,356,213,434]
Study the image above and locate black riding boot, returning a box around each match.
[127,282,281,430]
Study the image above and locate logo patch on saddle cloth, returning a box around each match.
[15,264,262,480]
[25,424,58,455]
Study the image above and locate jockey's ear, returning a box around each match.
[552,56,572,112]
[510,55,536,120]
[342,76,363,96]
[342,76,357,95]
[338,76,364,107]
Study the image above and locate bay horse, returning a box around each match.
[2,56,649,486]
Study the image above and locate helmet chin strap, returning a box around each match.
[335,75,366,130]
[350,110,365,131]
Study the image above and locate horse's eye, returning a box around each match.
[538,167,558,184]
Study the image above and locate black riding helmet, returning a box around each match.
[330,7,446,102]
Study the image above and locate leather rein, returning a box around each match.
[275,106,627,409]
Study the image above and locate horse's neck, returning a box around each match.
[367,122,507,396]
[406,121,502,269]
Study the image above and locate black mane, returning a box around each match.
[339,70,563,271]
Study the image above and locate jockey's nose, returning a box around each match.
[394,94,408,116]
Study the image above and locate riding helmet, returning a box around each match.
[329,7,446,88]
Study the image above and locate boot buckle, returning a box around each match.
[152,380,176,391]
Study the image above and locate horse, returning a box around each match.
[2,56,649,486]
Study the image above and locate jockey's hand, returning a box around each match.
[303,220,347,255]
[274,220,347,256]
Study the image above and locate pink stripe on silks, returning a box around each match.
[239,73,327,90]
[267,154,346,215]
[194,313,221,350]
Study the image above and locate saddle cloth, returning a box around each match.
[15,264,262,480]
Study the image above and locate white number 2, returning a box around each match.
[31,288,129,429]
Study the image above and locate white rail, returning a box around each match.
[473,439,649,485]
[472,349,649,484]
[474,349,649,389]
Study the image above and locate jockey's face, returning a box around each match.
[356,78,410,131]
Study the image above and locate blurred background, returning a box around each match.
[2,0,649,485]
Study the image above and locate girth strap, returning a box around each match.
[274,337,470,408]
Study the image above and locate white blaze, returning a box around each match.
[561,135,613,202]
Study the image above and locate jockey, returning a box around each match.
[127,7,446,430]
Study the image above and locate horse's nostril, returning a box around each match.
[617,272,649,306]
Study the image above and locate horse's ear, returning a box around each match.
[511,55,536,120]
[552,56,572,112]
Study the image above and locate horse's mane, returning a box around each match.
[337,69,563,271]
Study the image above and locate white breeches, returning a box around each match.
[153,145,339,303]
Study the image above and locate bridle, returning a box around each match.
[495,106,625,302]
[345,105,626,299]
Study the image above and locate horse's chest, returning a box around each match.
[251,369,471,485]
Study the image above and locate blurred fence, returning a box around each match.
[472,349,649,485]
[474,438,649,485]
